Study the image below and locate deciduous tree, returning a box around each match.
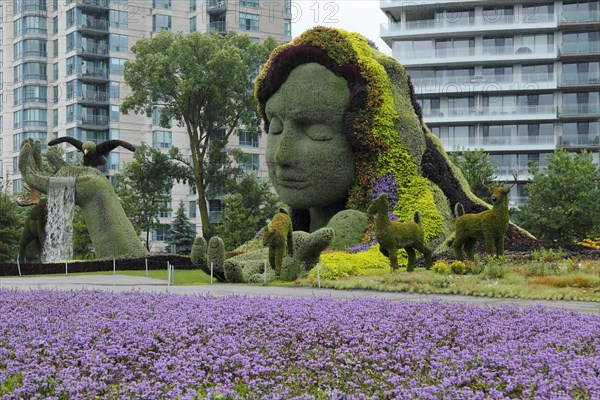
[121,31,277,237]
[449,148,499,200]
[518,149,600,243]
[114,143,190,249]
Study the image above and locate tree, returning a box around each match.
[449,148,499,200]
[518,149,600,243]
[114,142,191,249]
[215,173,280,249]
[165,201,196,255]
[121,30,278,237]
[0,189,21,262]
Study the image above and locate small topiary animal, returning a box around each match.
[452,183,513,261]
[367,193,432,272]
[263,208,293,276]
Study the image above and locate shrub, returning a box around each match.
[223,260,245,283]
[432,260,451,275]
[579,237,600,250]
[308,246,390,280]
[483,259,507,279]
[450,261,467,275]
[208,237,226,279]
[465,255,485,274]
[190,236,207,271]
[533,276,596,289]
[280,257,304,281]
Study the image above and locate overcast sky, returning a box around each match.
[290,1,391,53]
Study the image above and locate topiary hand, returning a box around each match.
[19,139,148,259]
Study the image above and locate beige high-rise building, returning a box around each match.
[0,0,291,251]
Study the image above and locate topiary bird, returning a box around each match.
[47,137,136,168]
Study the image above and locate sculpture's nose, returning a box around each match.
[274,130,294,168]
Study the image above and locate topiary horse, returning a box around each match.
[452,182,514,261]
[367,193,432,272]
[263,208,293,276]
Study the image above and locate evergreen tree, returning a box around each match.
[216,173,280,250]
[165,201,196,255]
[0,190,21,262]
[518,149,600,243]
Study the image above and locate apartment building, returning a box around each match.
[0,0,291,251]
[380,0,600,207]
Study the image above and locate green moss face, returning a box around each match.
[265,63,354,211]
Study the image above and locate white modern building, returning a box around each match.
[380,0,599,206]
[0,0,291,251]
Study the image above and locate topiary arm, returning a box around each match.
[19,139,50,193]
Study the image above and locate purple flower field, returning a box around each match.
[0,290,598,399]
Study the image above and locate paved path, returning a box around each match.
[1,275,598,314]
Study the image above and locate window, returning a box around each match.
[14,85,47,105]
[67,9,75,27]
[152,15,172,32]
[240,12,259,31]
[284,0,291,13]
[241,0,259,7]
[152,130,172,148]
[152,108,162,125]
[158,201,172,218]
[482,36,513,54]
[242,153,260,170]
[13,131,47,151]
[66,56,75,75]
[109,82,120,99]
[108,152,120,170]
[109,10,129,28]
[110,105,120,122]
[482,66,513,82]
[66,33,75,51]
[153,0,171,9]
[110,34,128,52]
[239,130,258,147]
[14,16,48,36]
[284,19,291,36]
[189,201,197,218]
[14,62,47,82]
[483,6,513,23]
[152,225,170,241]
[53,62,58,80]
[190,0,196,11]
[53,109,58,126]
[53,39,58,57]
[13,179,23,193]
[13,109,47,128]
[522,64,553,81]
[53,16,58,33]
[208,199,222,223]
[110,58,126,75]
[189,16,196,32]
[14,39,47,59]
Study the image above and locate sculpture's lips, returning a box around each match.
[276,177,309,189]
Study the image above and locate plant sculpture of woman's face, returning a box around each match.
[265,63,354,210]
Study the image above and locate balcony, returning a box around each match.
[76,90,109,105]
[77,17,109,35]
[559,104,600,117]
[14,2,47,15]
[560,134,600,148]
[207,21,227,34]
[207,0,227,14]
[77,114,110,128]
[560,73,600,87]
[76,0,110,10]
[411,74,557,95]
[382,14,556,40]
[76,42,110,58]
[75,67,109,81]
[560,42,600,56]
[560,11,600,25]
[424,105,557,124]
[395,45,558,67]
[17,50,48,61]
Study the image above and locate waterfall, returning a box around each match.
[43,177,76,263]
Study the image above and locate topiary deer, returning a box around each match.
[367,193,432,272]
[263,208,293,276]
[452,176,516,261]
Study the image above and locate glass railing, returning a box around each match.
[22,74,48,81]
[14,3,48,14]
[77,17,109,31]
[382,14,555,33]
[18,51,48,59]
[561,135,600,146]
[560,73,600,86]
[79,115,109,126]
[559,104,600,116]
[77,42,109,55]
[560,11,600,24]
[207,0,227,11]
[76,0,110,8]
[424,105,556,118]
[207,21,227,33]
[77,91,109,102]
[560,42,600,55]
[395,45,556,60]
[412,73,554,88]
[75,67,109,79]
